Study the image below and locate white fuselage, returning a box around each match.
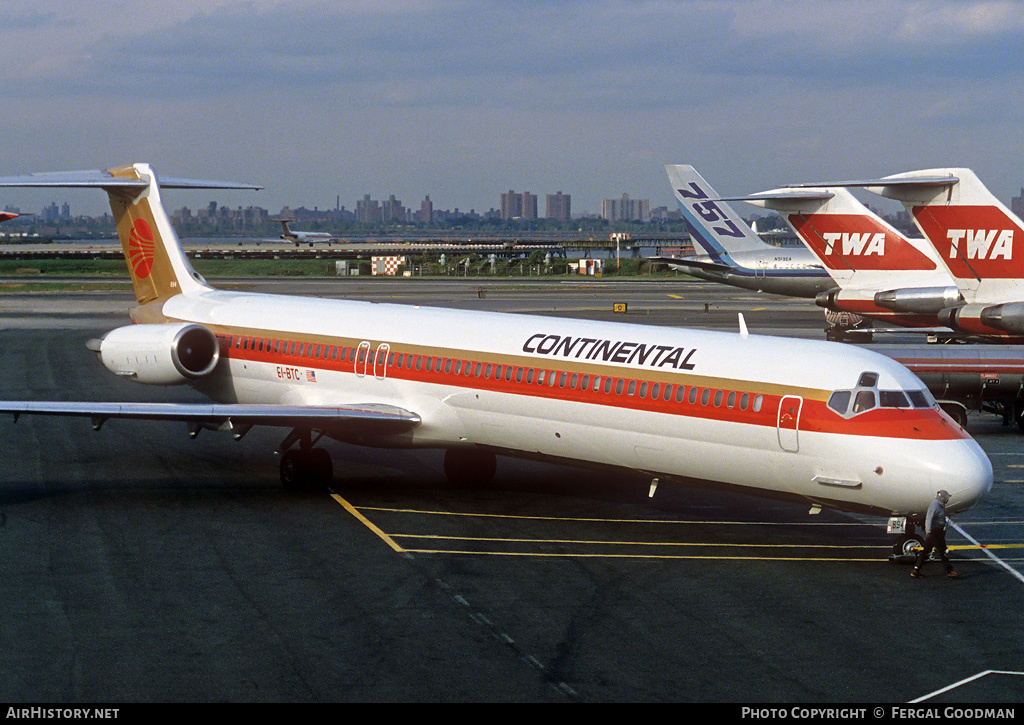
[155,288,992,518]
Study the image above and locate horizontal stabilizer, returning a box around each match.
[648,256,734,273]
[0,168,262,191]
[787,175,958,191]
[722,190,835,204]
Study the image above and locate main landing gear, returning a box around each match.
[278,428,333,489]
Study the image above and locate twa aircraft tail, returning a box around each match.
[798,168,1024,301]
[665,164,773,262]
[788,169,1024,337]
[0,164,260,305]
[737,186,946,287]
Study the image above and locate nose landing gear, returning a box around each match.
[888,517,925,562]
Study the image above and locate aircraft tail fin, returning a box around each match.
[793,169,1024,296]
[0,164,260,305]
[735,187,941,283]
[665,165,771,261]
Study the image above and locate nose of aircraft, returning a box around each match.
[940,439,993,514]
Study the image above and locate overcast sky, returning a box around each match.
[4,0,1024,218]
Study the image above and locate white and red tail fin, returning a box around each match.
[0,163,260,305]
[866,169,1024,303]
[738,186,948,290]
[793,169,1024,303]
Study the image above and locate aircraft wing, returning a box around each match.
[0,401,420,436]
[648,256,734,273]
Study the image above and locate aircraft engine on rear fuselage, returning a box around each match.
[978,302,1024,335]
[91,322,220,384]
[874,286,962,314]
[935,302,1024,338]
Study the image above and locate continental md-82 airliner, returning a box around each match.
[0,163,992,555]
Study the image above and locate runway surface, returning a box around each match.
[0,277,1022,703]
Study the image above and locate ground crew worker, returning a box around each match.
[911,490,961,579]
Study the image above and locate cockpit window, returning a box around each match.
[907,390,934,408]
[879,390,910,408]
[858,372,878,387]
[853,390,876,414]
[827,372,936,418]
[827,391,851,415]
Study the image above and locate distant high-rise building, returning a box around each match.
[501,190,522,220]
[546,192,571,222]
[419,195,434,224]
[521,192,537,220]
[601,193,649,222]
[1013,188,1024,218]
[382,195,406,223]
[357,194,382,223]
[501,190,537,220]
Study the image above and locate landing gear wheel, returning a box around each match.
[892,533,925,558]
[280,448,334,489]
[443,448,497,487]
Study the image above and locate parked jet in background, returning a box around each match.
[0,163,993,553]
[799,168,1024,340]
[735,186,960,336]
[278,219,333,246]
[654,165,832,298]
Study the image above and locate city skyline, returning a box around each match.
[6,188,661,224]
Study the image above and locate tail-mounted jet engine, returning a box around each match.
[90,322,220,384]
[874,286,962,315]
[937,303,1024,337]
[978,302,1024,335]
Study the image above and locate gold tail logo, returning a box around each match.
[127,217,156,279]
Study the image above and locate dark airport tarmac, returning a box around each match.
[0,278,1021,703]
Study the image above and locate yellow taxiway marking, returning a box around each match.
[397,550,886,561]
[335,499,1024,562]
[331,494,405,552]
[392,534,885,550]
[356,505,874,526]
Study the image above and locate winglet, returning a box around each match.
[738,313,749,338]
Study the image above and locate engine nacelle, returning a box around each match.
[874,286,962,314]
[934,303,1011,337]
[978,302,1024,335]
[96,322,220,385]
[814,288,841,311]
